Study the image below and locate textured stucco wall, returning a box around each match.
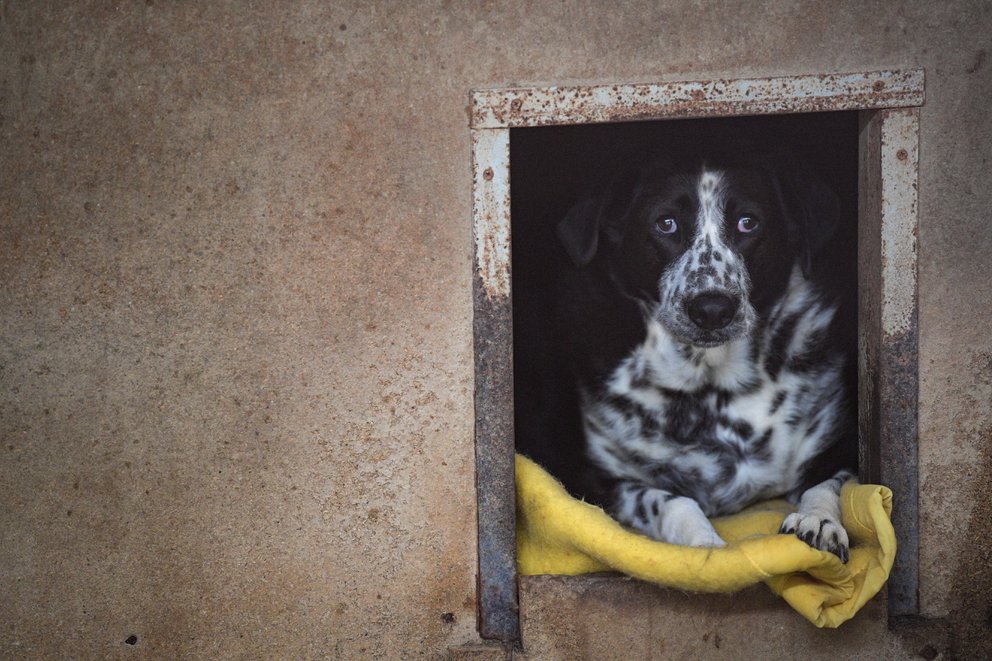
[1,1,990,659]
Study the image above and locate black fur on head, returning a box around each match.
[555,165,643,269]
[556,147,840,347]
[557,149,839,275]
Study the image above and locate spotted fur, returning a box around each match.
[554,157,855,560]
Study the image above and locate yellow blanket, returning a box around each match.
[516,454,896,628]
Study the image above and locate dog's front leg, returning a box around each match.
[613,482,726,548]
[779,470,853,562]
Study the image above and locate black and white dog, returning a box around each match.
[552,149,856,561]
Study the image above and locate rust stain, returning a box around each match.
[472,128,511,300]
[470,69,924,129]
[472,277,517,642]
[878,108,919,337]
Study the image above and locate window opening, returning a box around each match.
[470,70,923,644]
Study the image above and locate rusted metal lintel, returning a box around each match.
[471,69,924,129]
[859,108,920,619]
[471,128,519,643]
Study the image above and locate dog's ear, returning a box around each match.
[796,180,840,278]
[556,167,642,267]
[765,156,840,279]
[556,196,603,267]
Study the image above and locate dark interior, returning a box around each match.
[510,112,860,499]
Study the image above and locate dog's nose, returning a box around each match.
[687,292,739,331]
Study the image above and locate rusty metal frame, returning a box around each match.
[471,69,924,643]
[858,108,921,618]
[471,69,924,129]
[472,128,518,642]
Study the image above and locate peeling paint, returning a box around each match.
[858,108,921,619]
[472,129,512,299]
[471,128,517,644]
[471,69,924,129]
[880,109,920,336]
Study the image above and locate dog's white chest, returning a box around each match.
[585,298,844,516]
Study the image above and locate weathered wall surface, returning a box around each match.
[0,1,989,658]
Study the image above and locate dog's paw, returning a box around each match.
[660,497,726,548]
[662,524,726,548]
[779,512,850,563]
[682,527,727,549]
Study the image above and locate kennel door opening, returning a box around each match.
[471,70,923,644]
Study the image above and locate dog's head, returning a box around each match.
[557,152,838,348]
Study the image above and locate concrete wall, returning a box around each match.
[1,1,989,658]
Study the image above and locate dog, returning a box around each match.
[550,147,856,561]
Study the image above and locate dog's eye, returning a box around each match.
[655,216,678,235]
[736,215,759,234]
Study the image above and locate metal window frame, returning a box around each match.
[470,69,924,643]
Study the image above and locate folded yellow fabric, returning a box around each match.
[516,454,895,628]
